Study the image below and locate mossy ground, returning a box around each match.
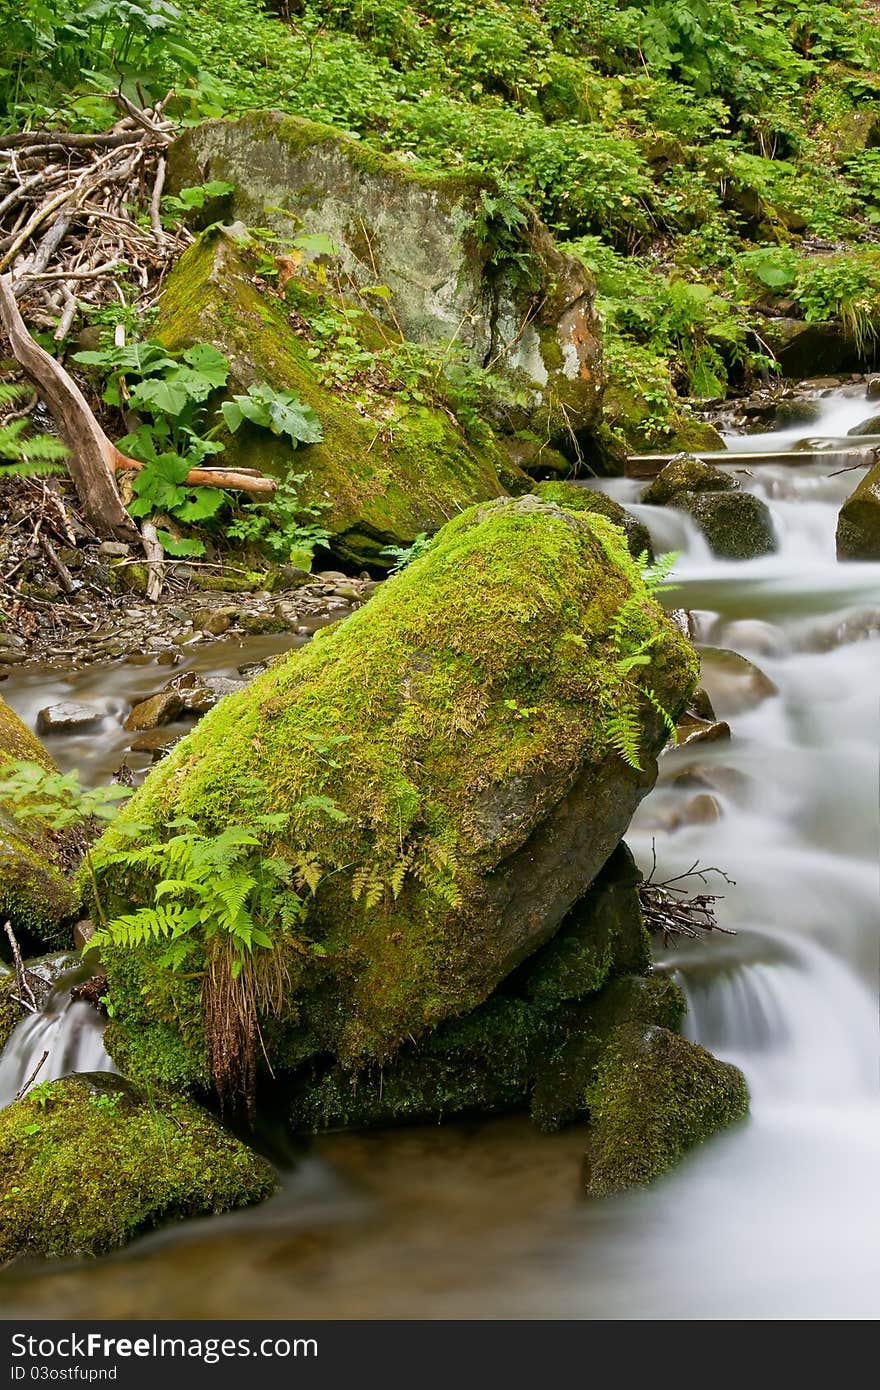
[0,1074,276,1262]
[584,1023,749,1195]
[89,497,697,1088]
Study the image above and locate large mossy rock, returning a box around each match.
[583,1024,749,1195]
[532,480,653,561]
[0,1074,275,1262]
[91,497,698,1087]
[168,112,603,444]
[0,698,78,951]
[157,227,524,568]
[836,461,880,560]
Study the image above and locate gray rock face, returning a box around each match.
[168,111,603,442]
[837,460,880,560]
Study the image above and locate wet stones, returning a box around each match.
[36,702,104,735]
[697,647,778,716]
[837,460,880,561]
[641,456,776,560]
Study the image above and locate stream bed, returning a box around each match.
[0,389,878,1318]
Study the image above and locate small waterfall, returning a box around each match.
[0,969,117,1109]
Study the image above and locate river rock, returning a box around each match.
[124,690,186,731]
[169,112,602,446]
[532,480,653,561]
[846,414,880,437]
[91,496,698,1089]
[583,1024,749,1195]
[836,460,880,560]
[0,698,78,950]
[642,455,735,507]
[36,702,104,735]
[697,646,779,715]
[0,1073,275,1261]
[679,491,777,559]
[761,318,856,378]
[674,713,732,748]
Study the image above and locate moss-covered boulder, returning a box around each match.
[91,496,697,1089]
[532,480,653,561]
[0,698,78,951]
[642,455,735,507]
[168,112,603,445]
[679,490,777,559]
[157,227,523,568]
[583,1024,749,1195]
[836,461,880,560]
[0,1074,275,1263]
[530,974,685,1133]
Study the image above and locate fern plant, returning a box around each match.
[606,549,680,771]
[0,385,68,479]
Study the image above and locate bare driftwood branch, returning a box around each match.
[3,921,37,1013]
[140,518,164,603]
[0,272,140,540]
[16,1050,49,1099]
[114,456,277,494]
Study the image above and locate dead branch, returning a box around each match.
[140,518,164,602]
[113,456,277,494]
[0,272,140,540]
[3,921,37,1012]
[16,1050,49,1099]
[639,847,736,946]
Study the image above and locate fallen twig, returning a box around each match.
[3,921,38,1012]
[639,846,736,945]
[16,1050,49,1099]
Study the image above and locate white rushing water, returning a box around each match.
[558,387,880,1319]
[0,967,116,1110]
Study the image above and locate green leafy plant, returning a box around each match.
[221,383,323,445]
[226,477,331,571]
[380,532,434,573]
[605,551,680,771]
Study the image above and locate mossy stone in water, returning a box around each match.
[0,697,79,951]
[0,1074,276,1262]
[532,481,653,561]
[679,490,777,560]
[530,974,685,1133]
[642,456,735,507]
[583,1023,749,1196]
[836,460,880,560]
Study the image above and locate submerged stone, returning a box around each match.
[0,1074,276,1262]
[583,1024,749,1195]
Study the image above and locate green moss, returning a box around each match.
[0,698,79,951]
[0,1074,276,1261]
[533,480,653,560]
[584,1023,749,1195]
[514,843,650,1006]
[679,490,777,559]
[89,497,698,1085]
[293,995,552,1131]
[530,974,684,1133]
[642,456,735,506]
[836,460,880,560]
[0,972,24,1051]
[157,228,522,568]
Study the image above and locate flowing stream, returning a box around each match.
[0,388,877,1317]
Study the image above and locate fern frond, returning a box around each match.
[607,700,643,770]
[642,685,678,741]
